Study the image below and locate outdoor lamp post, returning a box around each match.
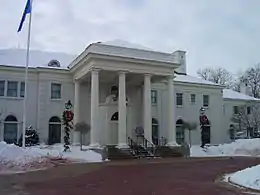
[199,107,205,115]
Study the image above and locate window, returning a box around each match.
[7,81,18,97]
[111,112,118,121]
[190,94,196,104]
[51,83,61,99]
[176,93,183,106]
[4,115,18,144]
[152,118,159,145]
[247,106,251,115]
[176,119,185,144]
[233,106,239,115]
[151,90,157,104]
[20,82,25,98]
[0,80,5,96]
[203,95,209,107]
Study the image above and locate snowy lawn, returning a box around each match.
[32,144,103,162]
[228,165,260,191]
[190,138,260,191]
[191,138,260,157]
[0,142,103,174]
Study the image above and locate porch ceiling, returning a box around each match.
[73,55,178,81]
[80,70,166,86]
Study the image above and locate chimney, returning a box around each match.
[172,50,187,74]
[240,79,249,95]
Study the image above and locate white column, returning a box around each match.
[117,71,128,148]
[73,80,80,145]
[167,75,178,146]
[90,68,100,147]
[143,74,152,142]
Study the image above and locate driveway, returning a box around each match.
[2,157,260,195]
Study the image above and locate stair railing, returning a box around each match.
[127,137,141,155]
[158,136,167,146]
[141,136,155,156]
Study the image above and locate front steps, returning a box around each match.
[105,144,189,160]
[106,145,137,160]
[155,145,190,158]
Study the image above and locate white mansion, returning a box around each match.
[0,40,259,147]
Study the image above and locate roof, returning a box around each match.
[102,39,155,51]
[77,41,178,65]
[223,89,260,101]
[0,48,76,69]
[174,74,223,87]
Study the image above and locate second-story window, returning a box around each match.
[7,81,18,97]
[51,83,61,99]
[233,106,239,115]
[203,95,209,107]
[20,82,25,98]
[190,94,196,104]
[247,106,251,115]
[176,93,183,106]
[0,80,5,96]
[151,90,157,104]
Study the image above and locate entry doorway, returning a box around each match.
[203,125,211,144]
[4,115,18,144]
[48,116,61,145]
[108,112,118,145]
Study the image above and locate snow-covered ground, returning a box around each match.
[191,138,260,191]
[1,138,260,175]
[0,142,103,174]
[228,165,260,191]
[32,144,103,162]
[191,138,260,157]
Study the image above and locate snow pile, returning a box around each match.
[229,165,260,191]
[33,144,103,163]
[0,142,48,165]
[0,142,52,173]
[0,142,103,174]
[191,138,260,157]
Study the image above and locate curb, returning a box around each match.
[227,176,260,194]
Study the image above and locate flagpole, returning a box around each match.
[22,0,33,148]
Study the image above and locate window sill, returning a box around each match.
[0,96,24,100]
[50,98,62,102]
[176,105,183,108]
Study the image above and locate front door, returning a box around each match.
[204,125,211,144]
[4,123,18,144]
[48,124,61,145]
[108,112,119,145]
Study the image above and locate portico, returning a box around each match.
[70,43,180,148]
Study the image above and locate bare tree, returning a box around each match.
[183,121,198,148]
[197,67,234,88]
[240,64,260,98]
[231,104,260,137]
[231,80,241,92]
[74,122,91,150]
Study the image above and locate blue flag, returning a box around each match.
[17,0,31,32]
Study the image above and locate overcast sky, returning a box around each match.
[1,0,260,75]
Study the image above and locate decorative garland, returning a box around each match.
[62,100,74,152]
